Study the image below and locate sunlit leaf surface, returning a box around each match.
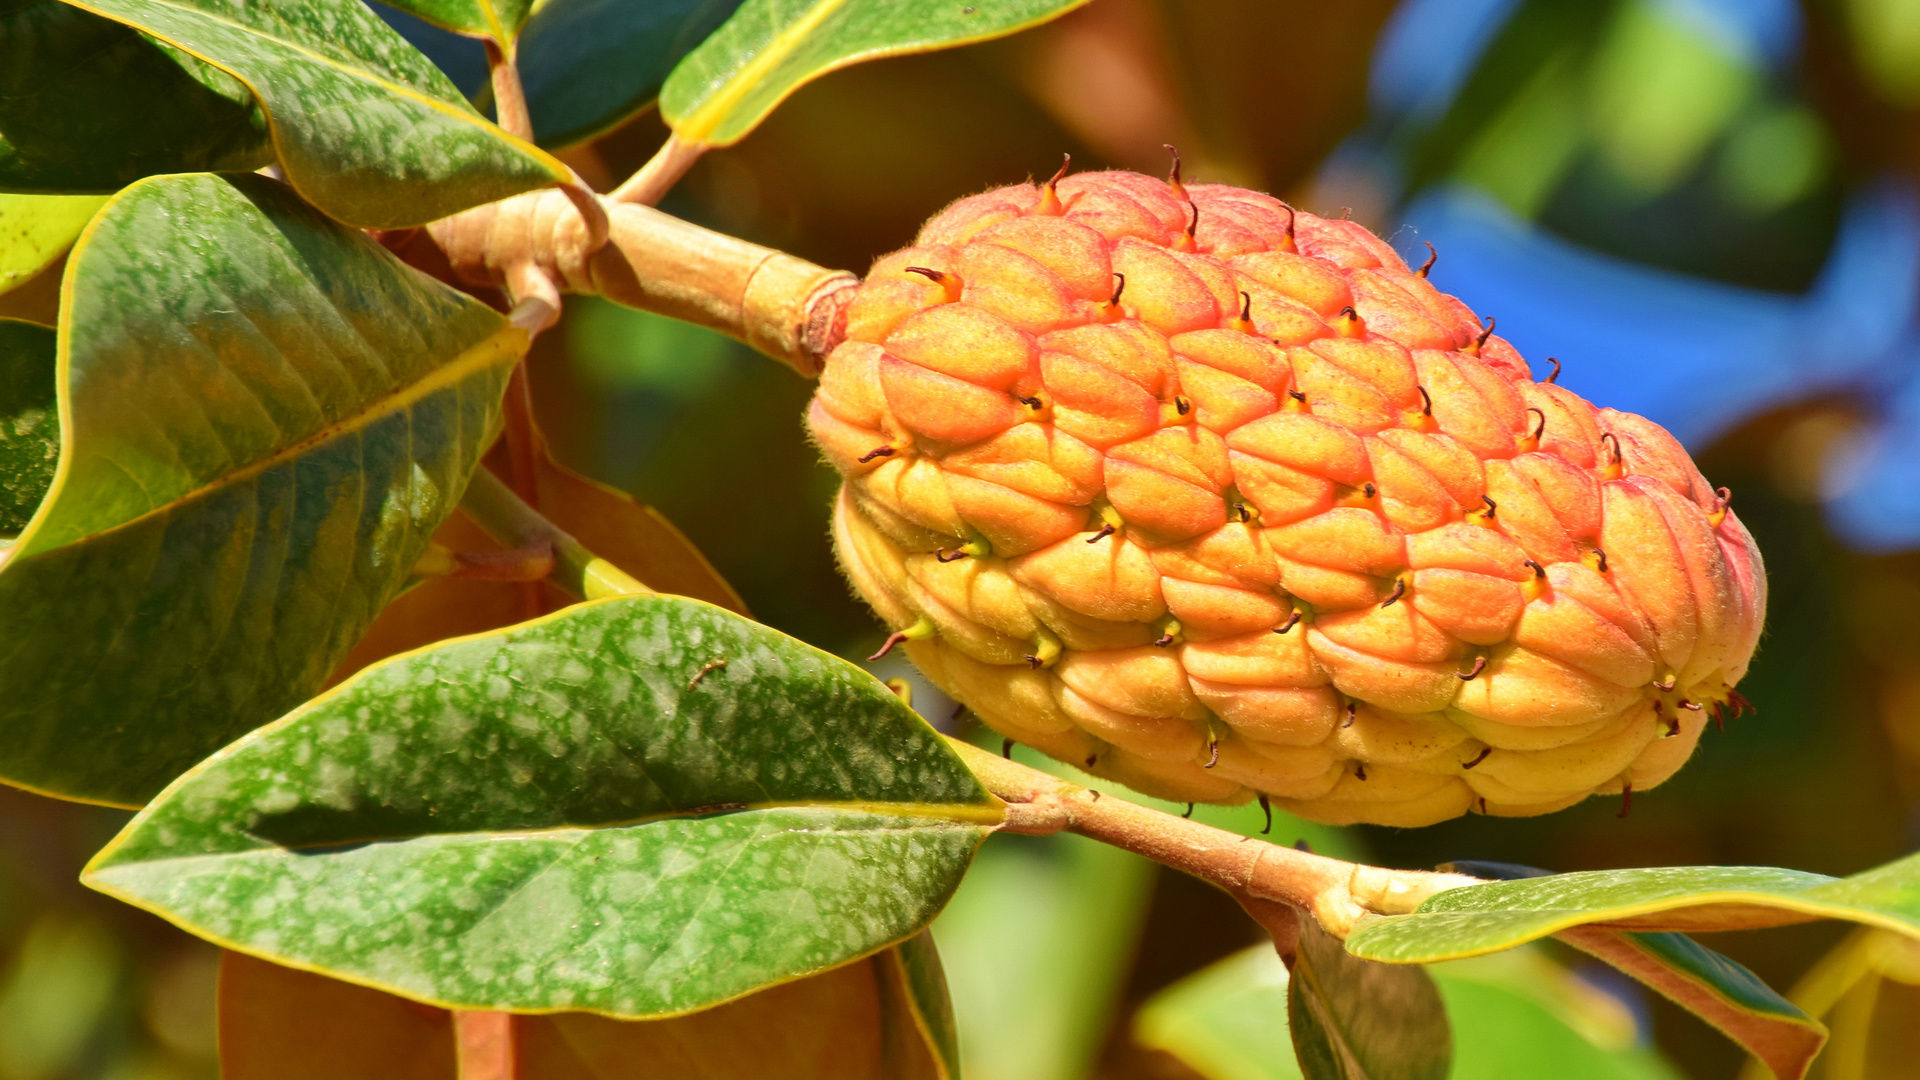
[0,195,106,295]
[377,0,531,41]
[0,172,522,805]
[1347,854,1920,963]
[661,0,1092,146]
[61,0,567,227]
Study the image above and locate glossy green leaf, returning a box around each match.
[378,0,531,41]
[1346,853,1920,964]
[519,0,744,148]
[0,172,522,805]
[1559,928,1825,1080]
[1288,918,1450,1080]
[0,0,268,191]
[84,595,1002,1017]
[1134,944,1682,1080]
[0,318,56,534]
[60,0,569,228]
[0,195,105,294]
[660,0,1093,147]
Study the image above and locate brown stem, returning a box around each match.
[611,134,708,206]
[429,196,856,376]
[483,39,534,143]
[459,467,651,601]
[588,202,856,375]
[945,738,1479,937]
[454,1009,515,1079]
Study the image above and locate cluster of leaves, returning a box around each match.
[6,0,1920,1077]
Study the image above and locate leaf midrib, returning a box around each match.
[64,0,516,141]
[98,799,1004,867]
[671,0,850,143]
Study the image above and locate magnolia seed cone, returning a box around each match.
[806,168,1765,827]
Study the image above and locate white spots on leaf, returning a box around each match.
[314,759,356,810]
[253,788,300,815]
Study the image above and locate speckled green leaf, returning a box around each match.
[84,595,1002,1017]
[0,172,523,805]
[0,319,56,535]
[59,0,569,228]
[1288,919,1450,1080]
[1347,853,1920,964]
[0,0,269,192]
[519,0,744,148]
[379,0,531,40]
[660,0,1091,147]
[0,195,105,294]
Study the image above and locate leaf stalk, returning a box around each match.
[459,467,651,601]
[611,134,708,206]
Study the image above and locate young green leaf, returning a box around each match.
[0,0,269,191]
[84,595,1002,1017]
[1134,944,1682,1080]
[660,0,1093,147]
[0,195,106,295]
[377,0,533,43]
[518,0,746,148]
[59,0,569,228]
[0,172,523,805]
[0,319,57,534]
[1345,854,1920,963]
[1559,928,1826,1080]
[1287,918,1451,1080]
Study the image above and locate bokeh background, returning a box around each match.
[10,0,1920,1076]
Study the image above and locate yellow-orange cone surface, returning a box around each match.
[807,168,1765,826]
